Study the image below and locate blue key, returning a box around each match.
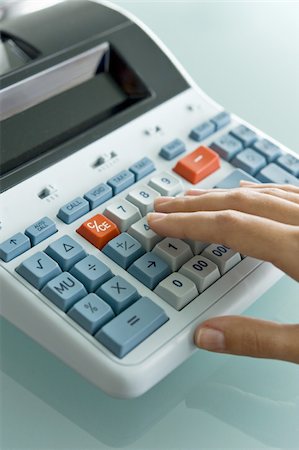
[102,232,145,269]
[45,235,86,271]
[16,251,61,290]
[107,170,135,195]
[96,275,140,315]
[41,272,87,312]
[230,125,257,147]
[276,154,299,177]
[210,111,230,130]
[210,134,243,161]
[25,216,57,246]
[68,293,114,334]
[128,252,171,289]
[70,255,112,292]
[215,169,259,189]
[57,197,89,224]
[95,297,168,358]
[253,139,282,163]
[159,139,186,161]
[256,163,299,186]
[84,183,113,209]
[189,121,216,142]
[129,157,155,181]
[231,148,267,176]
[0,233,30,262]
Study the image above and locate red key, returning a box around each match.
[77,214,119,249]
[173,146,220,184]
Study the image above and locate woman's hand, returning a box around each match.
[147,181,299,364]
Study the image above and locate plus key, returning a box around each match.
[77,214,119,249]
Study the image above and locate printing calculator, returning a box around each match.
[1,0,299,398]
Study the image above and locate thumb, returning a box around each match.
[194,316,299,364]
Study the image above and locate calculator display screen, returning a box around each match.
[0,43,151,178]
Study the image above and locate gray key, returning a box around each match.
[179,255,220,293]
[153,238,193,271]
[148,171,183,196]
[104,199,141,232]
[154,272,198,310]
[128,217,162,251]
[126,185,161,216]
[201,244,241,275]
[184,239,208,255]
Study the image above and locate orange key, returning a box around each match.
[77,214,119,249]
[173,145,220,184]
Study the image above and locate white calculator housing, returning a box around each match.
[1,0,298,398]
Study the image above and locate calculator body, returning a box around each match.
[1,0,297,398]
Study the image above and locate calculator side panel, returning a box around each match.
[0,262,283,398]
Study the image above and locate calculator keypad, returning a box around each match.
[4,111,299,361]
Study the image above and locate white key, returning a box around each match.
[128,217,162,251]
[104,199,141,232]
[179,256,220,293]
[154,272,198,310]
[185,239,208,255]
[153,238,193,271]
[126,185,161,216]
[148,171,183,196]
[201,244,241,275]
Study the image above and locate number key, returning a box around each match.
[128,217,162,251]
[153,238,193,271]
[126,185,161,216]
[202,244,241,275]
[155,272,198,310]
[179,256,220,293]
[148,171,183,196]
[104,199,141,232]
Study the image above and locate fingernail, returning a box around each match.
[154,197,174,208]
[147,212,167,224]
[240,180,256,185]
[195,327,226,351]
[185,189,206,195]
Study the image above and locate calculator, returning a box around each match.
[1,0,298,398]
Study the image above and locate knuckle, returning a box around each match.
[215,209,241,227]
[226,189,246,204]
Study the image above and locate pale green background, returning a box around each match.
[1,1,299,449]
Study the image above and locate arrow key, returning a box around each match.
[0,232,31,262]
[128,252,171,289]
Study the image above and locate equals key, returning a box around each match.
[95,297,168,358]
